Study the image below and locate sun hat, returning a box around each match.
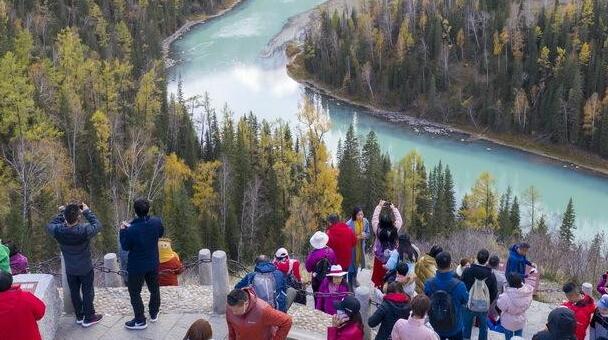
[333,296,361,317]
[326,264,348,277]
[275,247,288,259]
[310,231,329,250]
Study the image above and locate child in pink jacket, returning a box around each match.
[391,295,439,340]
[497,272,534,340]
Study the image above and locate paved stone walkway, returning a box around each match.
[56,312,321,340]
[54,269,558,340]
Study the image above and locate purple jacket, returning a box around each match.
[305,247,337,273]
[315,277,349,315]
[10,253,28,275]
[598,273,608,295]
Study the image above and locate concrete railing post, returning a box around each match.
[355,286,371,340]
[198,249,212,285]
[212,250,229,314]
[60,254,74,314]
[103,253,122,287]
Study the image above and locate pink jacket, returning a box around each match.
[371,204,403,235]
[327,321,363,340]
[496,283,534,331]
[391,317,439,340]
[371,204,403,258]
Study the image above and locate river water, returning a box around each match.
[168,0,607,239]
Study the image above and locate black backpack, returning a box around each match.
[314,257,331,282]
[429,278,460,334]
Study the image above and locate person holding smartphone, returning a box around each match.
[120,198,164,330]
[46,202,103,327]
[328,296,364,340]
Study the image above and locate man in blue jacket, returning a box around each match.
[235,255,288,312]
[47,203,103,327]
[119,198,164,330]
[424,251,469,340]
[505,243,536,281]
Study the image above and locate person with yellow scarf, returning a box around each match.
[345,207,370,289]
[158,238,183,286]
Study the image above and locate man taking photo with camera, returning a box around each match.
[46,202,103,327]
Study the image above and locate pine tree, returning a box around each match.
[535,214,549,236]
[497,187,512,239]
[442,166,456,231]
[361,131,386,215]
[338,124,362,215]
[559,198,576,247]
[509,196,521,237]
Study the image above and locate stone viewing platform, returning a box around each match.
[55,285,329,339]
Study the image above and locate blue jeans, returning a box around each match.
[504,329,523,340]
[463,309,488,340]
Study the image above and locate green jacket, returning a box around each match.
[0,243,11,273]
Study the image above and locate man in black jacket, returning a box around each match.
[47,203,103,327]
[461,249,497,340]
[120,198,164,330]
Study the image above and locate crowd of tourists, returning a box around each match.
[1,198,608,340]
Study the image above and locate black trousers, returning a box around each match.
[66,269,95,320]
[127,270,161,322]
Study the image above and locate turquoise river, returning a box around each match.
[168,0,607,239]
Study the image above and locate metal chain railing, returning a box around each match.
[91,257,213,276]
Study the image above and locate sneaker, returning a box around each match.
[76,316,84,325]
[150,313,158,323]
[82,314,103,327]
[125,319,147,330]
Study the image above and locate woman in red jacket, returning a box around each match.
[327,296,364,340]
[0,271,46,340]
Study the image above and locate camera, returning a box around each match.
[383,201,392,207]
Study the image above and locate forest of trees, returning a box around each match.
[0,0,240,261]
[0,0,603,269]
[300,0,608,157]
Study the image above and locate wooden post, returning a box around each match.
[198,249,212,285]
[60,254,74,314]
[103,253,122,287]
[355,286,371,340]
[212,250,229,314]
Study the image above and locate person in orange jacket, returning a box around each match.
[158,238,183,286]
[562,282,596,340]
[226,287,292,340]
[0,271,46,340]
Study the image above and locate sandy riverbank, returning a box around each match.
[161,0,247,68]
[260,0,360,57]
[285,54,608,177]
